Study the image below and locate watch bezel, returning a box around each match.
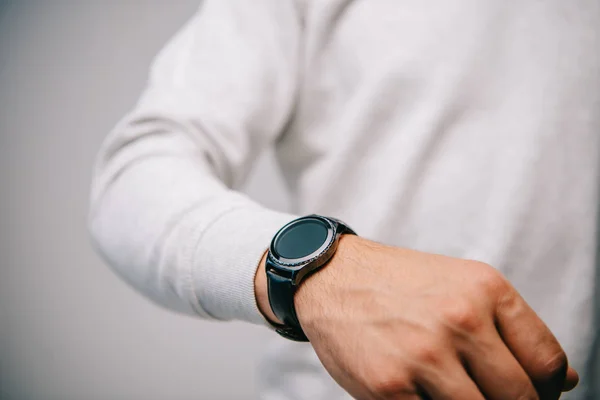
[267,215,339,283]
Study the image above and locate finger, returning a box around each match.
[562,367,579,392]
[463,329,538,400]
[417,357,485,400]
[494,289,571,399]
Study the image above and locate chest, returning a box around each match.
[279,0,600,159]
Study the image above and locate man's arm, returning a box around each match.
[90,1,579,398]
[88,0,299,323]
[256,234,579,399]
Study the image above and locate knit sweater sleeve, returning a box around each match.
[88,0,300,324]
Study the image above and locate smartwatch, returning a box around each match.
[265,214,357,341]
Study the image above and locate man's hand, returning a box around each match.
[256,235,579,399]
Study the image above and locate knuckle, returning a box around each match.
[367,371,414,398]
[442,301,483,333]
[411,340,443,366]
[470,261,510,296]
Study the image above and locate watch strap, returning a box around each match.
[265,217,356,342]
[265,266,308,342]
[328,217,357,235]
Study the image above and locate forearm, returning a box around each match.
[89,125,295,322]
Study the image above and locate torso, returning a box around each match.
[265,1,600,398]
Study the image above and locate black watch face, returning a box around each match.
[273,217,332,260]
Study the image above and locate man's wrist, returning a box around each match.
[255,228,361,333]
[293,234,360,328]
[254,249,283,325]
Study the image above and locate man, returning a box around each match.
[88,1,599,399]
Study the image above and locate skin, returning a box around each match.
[255,234,579,400]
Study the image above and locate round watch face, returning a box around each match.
[274,217,331,259]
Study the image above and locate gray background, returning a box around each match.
[1,2,598,400]
[0,1,291,399]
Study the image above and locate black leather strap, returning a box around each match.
[265,217,356,342]
[266,266,308,341]
[329,217,357,236]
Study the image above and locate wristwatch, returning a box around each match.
[265,214,357,341]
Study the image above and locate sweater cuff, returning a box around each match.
[191,206,297,325]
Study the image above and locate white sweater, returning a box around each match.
[89,1,599,398]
